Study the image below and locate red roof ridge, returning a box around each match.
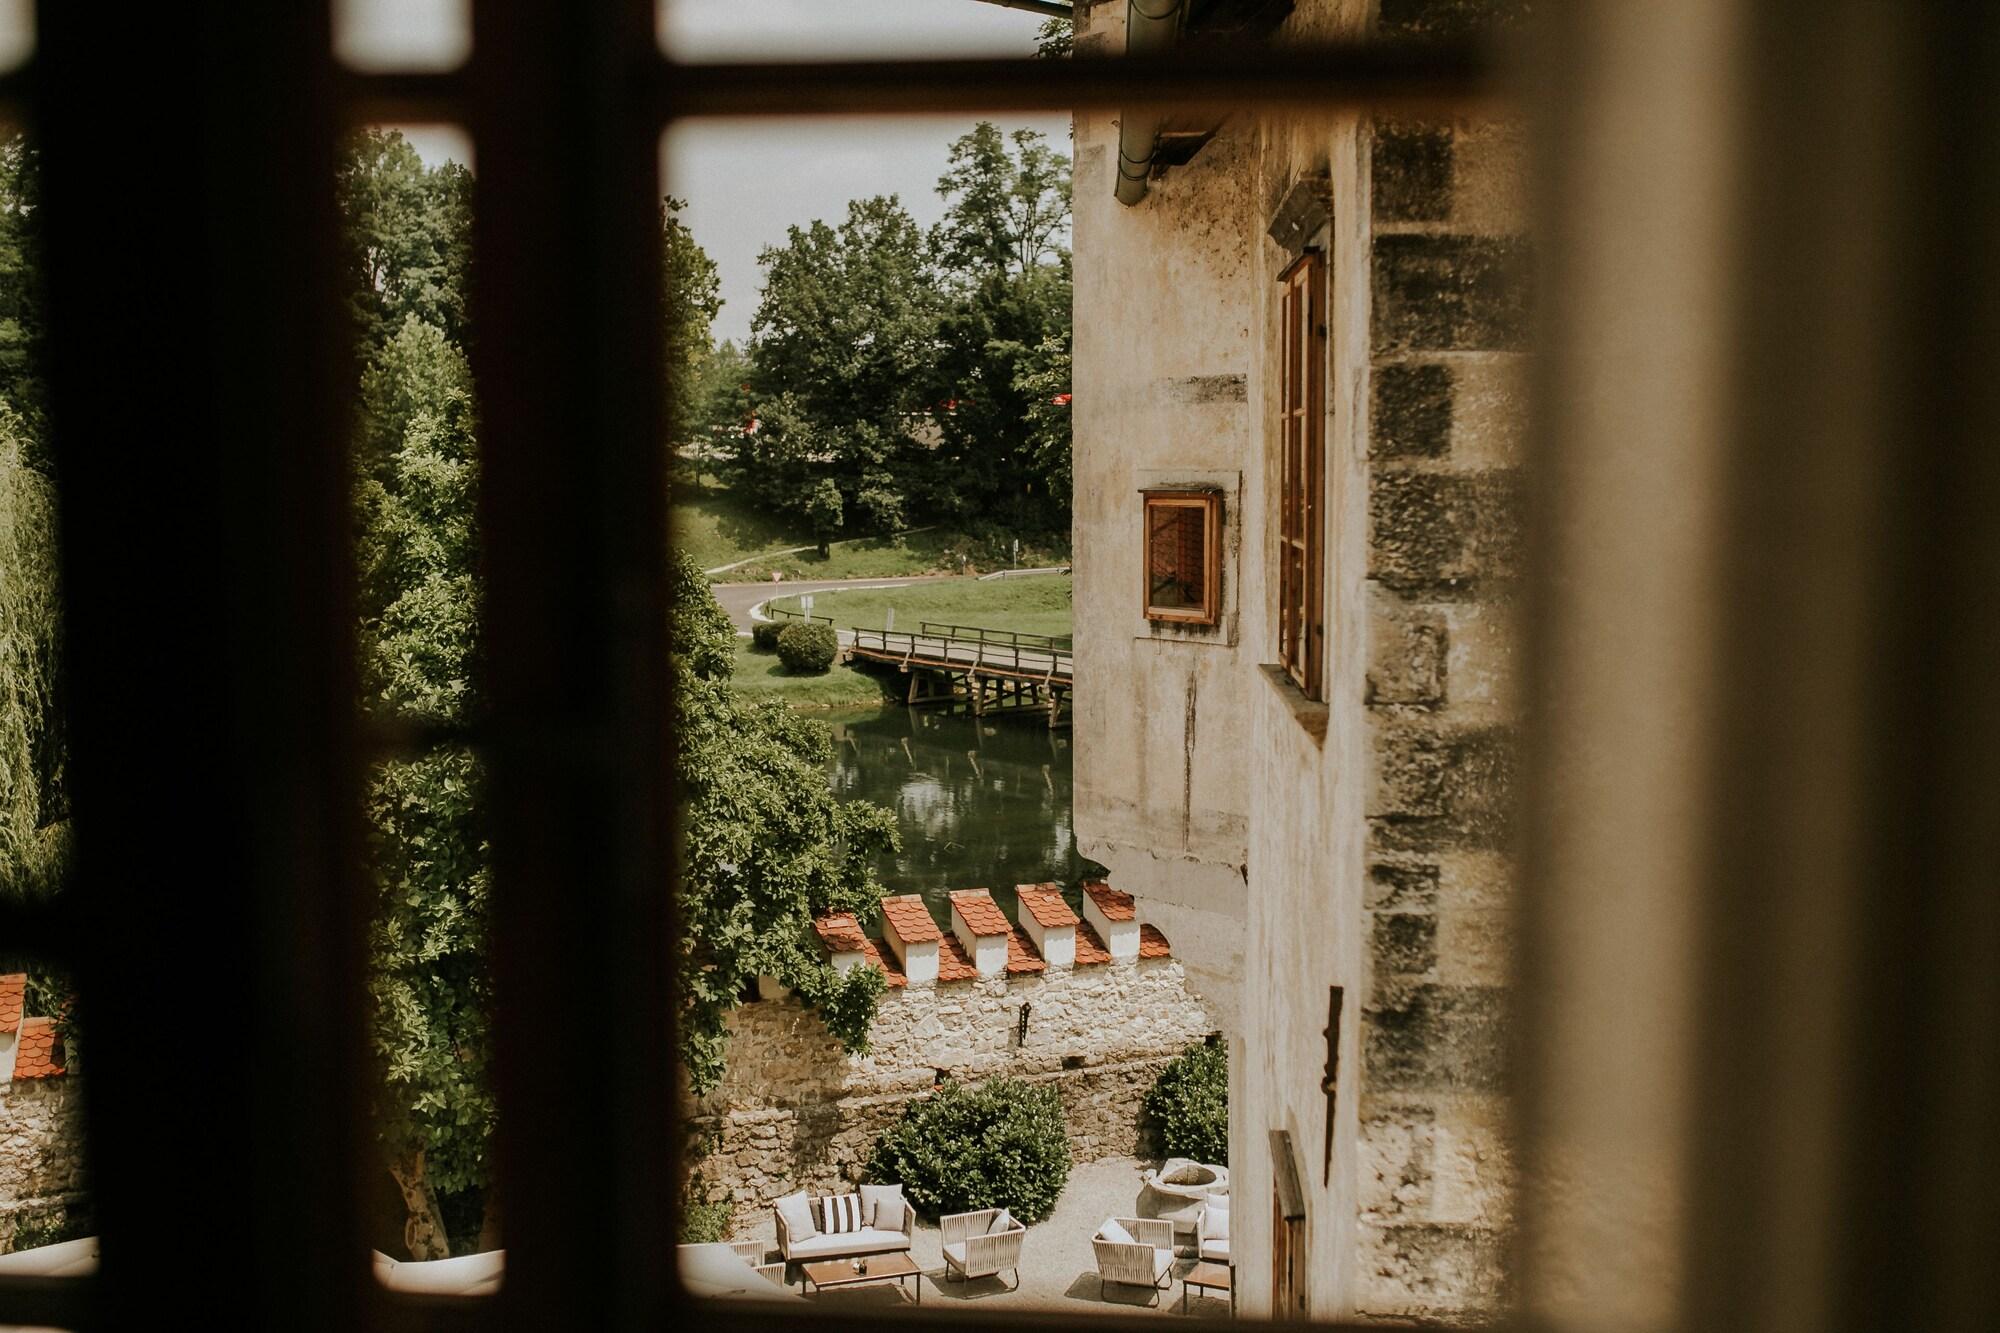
[880,894,942,943]
[12,1015,64,1079]
[1083,880,1136,922]
[1073,920,1114,966]
[813,912,869,954]
[1015,884,1079,929]
[1005,927,1048,974]
[948,888,1011,937]
[0,973,23,1034]
[935,934,979,983]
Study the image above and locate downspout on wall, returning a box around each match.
[1115,0,1190,206]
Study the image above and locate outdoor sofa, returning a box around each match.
[1091,1216,1176,1302]
[773,1187,916,1265]
[940,1208,1026,1288]
[1196,1200,1231,1263]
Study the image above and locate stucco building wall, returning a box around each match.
[1070,0,1526,1322]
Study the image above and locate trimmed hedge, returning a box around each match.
[867,1077,1071,1223]
[750,619,783,652]
[776,621,838,674]
[1143,1036,1228,1164]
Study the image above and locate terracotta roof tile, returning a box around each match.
[1083,880,1136,922]
[949,888,1010,937]
[1073,920,1113,966]
[1138,924,1173,959]
[12,1016,63,1079]
[0,973,22,1034]
[1015,884,1079,929]
[936,934,979,983]
[880,894,942,943]
[814,912,869,954]
[861,936,906,987]
[1005,927,1047,974]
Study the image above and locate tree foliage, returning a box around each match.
[670,552,895,1093]
[867,1077,1073,1224]
[1143,1036,1229,1164]
[0,399,64,901]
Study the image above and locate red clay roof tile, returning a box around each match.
[949,888,1010,937]
[1083,880,1136,922]
[861,937,906,987]
[1073,920,1113,966]
[0,973,22,1034]
[814,912,869,954]
[1138,924,1173,959]
[1005,928,1047,974]
[880,894,942,943]
[12,1016,63,1079]
[935,934,979,983]
[1014,884,1079,929]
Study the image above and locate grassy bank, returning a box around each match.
[671,477,1068,581]
[729,641,897,710]
[768,574,1073,642]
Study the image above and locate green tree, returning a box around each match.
[0,138,49,472]
[336,130,474,352]
[0,400,64,902]
[742,196,941,529]
[804,476,844,557]
[928,124,1073,528]
[662,197,723,447]
[670,552,895,1093]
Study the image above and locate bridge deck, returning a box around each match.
[846,627,1073,683]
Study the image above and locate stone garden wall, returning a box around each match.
[0,1077,87,1253]
[686,953,1213,1231]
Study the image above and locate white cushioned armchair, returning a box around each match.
[941,1208,1026,1289]
[1092,1217,1176,1301]
[1197,1201,1230,1263]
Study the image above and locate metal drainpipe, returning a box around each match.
[1115,0,1190,206]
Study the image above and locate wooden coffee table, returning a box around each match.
[800,1251,924,1303]
[1182,1260,1233,1313]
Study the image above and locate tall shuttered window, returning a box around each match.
[1278,248,1326,699]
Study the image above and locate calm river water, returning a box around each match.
[821,705,1104,929]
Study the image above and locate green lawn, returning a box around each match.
[767,574,1073,642]
[671,477,1070,581]
[729,640,898,710]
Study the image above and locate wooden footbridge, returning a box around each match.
[851,622,1073,727]
[768,606,1073,727]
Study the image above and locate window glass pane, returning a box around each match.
[334,0,470,73]
[0,0,30,74]
[340,123,503,1279]
[659,0,1066,64]
[1147,503,1207,611]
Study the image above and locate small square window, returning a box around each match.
[1143,489,1223,626]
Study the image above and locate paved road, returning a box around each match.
[708,574,969,634]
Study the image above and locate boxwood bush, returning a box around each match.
[776,621,838,674]
[1143,1036,1228,1163]
[750,619,783,652]
[867,1077,1071,1223]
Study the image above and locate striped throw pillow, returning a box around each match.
[820,1193,864,1234]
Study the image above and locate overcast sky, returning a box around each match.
[351,0,1071,345]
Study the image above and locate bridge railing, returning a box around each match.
[764,604,834,628]
[851,626,1073,679]
[917,620,1073,653]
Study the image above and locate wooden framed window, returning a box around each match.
[1278,248,1327,699]
[1143,489,1222,625]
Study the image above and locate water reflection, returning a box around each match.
[823,706,1103,928]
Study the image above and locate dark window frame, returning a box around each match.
[0,8,1487,1328]
[1278,247,1327,700]
[1142,488,1223,625]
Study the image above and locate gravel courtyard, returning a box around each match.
[732,1156,1233,1318]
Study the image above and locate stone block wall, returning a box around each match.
[1359,94,1528,1323]
[0,1078,88,1253]
[685,954,1213,1231]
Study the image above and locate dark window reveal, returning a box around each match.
[1143,489,1222,625]
[1278,248,1326,698]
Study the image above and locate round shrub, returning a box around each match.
[867,1077,1071,1223]
[750,619,783,652]
[776,621,838,675]
[1143,1036,1228,1164]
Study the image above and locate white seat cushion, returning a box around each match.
[785,1227,912,1260]
[1153,1248,1175,1281]
[942,1241,967,1267]
[1200,1237,1231,1261]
